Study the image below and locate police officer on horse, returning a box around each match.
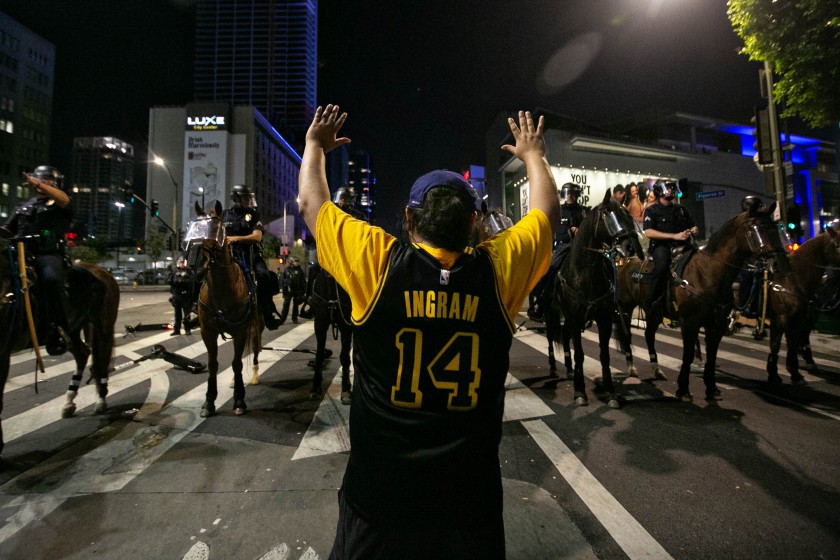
[0,165,73,354]
[528,182,586,321]
[221,184,283,330]
[642,180,698,318]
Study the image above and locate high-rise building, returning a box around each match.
[70,137,135,241]
[0,11,54,221]
[193,0,318,142]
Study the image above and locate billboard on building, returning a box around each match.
[183,104,230,227]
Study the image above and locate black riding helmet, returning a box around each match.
[31,165,65,190]
[652,181,679,200]
[231,184,257,208]
[559,182,581,200]
[741,195,764,212]
[333,186,356,206]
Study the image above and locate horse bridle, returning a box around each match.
[591,207,638,260]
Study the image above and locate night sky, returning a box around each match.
[3,0,764,232]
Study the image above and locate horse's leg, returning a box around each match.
[766,321,784,385]
[231,334,248,415]
[311,313,329,399]
[799,331,817,372]
[62,328,91,418]
[702,318,725,400]
[249,323,261,386]
[201,328,219,417]
[339,326,352,405]
[676,324,698,402]
[561,322,573,379]
[645,308,665,380]
[545,311,557,377]
[0,353,9,456]
[598,316,619,408]
[89,319,111,414]
[617,307,637,377]
[784,324,806,385]
[571,324,587,406]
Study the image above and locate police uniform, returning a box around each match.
[316,202,552,559]
[4,196,72,333]
[169,265,198,335]
[280,262,307,323]
[643,201,695,310]
[221,205,281,325]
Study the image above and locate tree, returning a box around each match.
[66,245,106,263]
[262,231,280,258]
[728,0,840,128]
[146,227,167,265]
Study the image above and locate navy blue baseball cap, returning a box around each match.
[407,170,480,210]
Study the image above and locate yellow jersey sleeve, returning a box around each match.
[478,209,552,324]
[315,201,398,321]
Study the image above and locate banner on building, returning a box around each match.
[182,104,230,228]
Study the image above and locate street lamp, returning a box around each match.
[152,155,180,255]
[190,186,205,209]
[114,201,125,267]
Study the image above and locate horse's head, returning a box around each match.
[477,208,514,243]
[184,200,227,269]
[591,189,644,259]
[821,221,840,265]
[737,201,790,271]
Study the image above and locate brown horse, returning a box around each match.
[764,227,840,384]
[185,201,262,417]
[0,244,119,455]
[616,203,789,401]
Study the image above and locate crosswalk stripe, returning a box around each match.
[523,419,674,560]
[0,325,315,545]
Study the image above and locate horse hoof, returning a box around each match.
[607,396,621,409]
[689,362,704,373]
[573,393,588,406]
[705,390,723,401]
[805,363,817,373]
[767,375,783,386]
[234,407,247,416]
[341,391,351,405]
[654,368,668,381]
[792,376,807,386]
[249,376,260,386]
[94,400,107,414]
[61,403,76,418]
[628,367,638,378]
[676,391,693,403]
[309,391,322,401]
[200,405,215,418]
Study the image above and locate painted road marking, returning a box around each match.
[0,325,315,545]
[523,419,674,560]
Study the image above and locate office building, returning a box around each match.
[0,11,54,220]
[147,102,302,253]
[194,0,318,141]
[70,136,135,241]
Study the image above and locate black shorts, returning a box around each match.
[328,489,506,560]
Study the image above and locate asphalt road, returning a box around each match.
[0,288,838,560]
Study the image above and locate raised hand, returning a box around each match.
[500,111,546,162]
[305,104,351,154]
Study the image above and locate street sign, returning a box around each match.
[695,189,725,201]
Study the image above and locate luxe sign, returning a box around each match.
[186,115,226,131]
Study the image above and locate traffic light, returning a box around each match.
[752,107,773,165]
[785,204,803,243]
[278,256,285,265]
[150,199,159,217]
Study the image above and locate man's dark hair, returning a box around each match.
[407,186,477,251]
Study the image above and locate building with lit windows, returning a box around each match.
[325,145,377,224]
[194,0,318,143]
[488,111,837,242]
[0,11,54,220]
[147,103,302,253]
[70,137,135,241]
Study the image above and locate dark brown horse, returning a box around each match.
[764,227,840,384]
[554,190,644,407]
[616,203,789,401]
[308,264,352,403]
[0,243,119,455]
[185,201,262,417]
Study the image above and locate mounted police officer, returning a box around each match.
[642,180,698,317]
[0,165,73,354]
[221,184,283,330]
[333,186,366,221]
[528,182,586,321]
